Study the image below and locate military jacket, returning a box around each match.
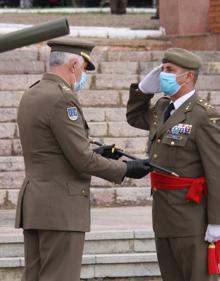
[15,73,127,232]
[127,83,220,237]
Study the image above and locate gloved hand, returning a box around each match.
[139,65,162,94]
[125,159,153,179]
[93,144,123,160]
[205,224,220,242]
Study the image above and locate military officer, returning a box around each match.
[110,0,127,14]
[126,48,220,281]
[15,37,152,281]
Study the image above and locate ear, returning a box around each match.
[184,71,193,84]
[68,58,77,73]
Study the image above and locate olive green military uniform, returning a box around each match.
[110,0,127,14]
[15,72,127,281]
[126,49,220,281]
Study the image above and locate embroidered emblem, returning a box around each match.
[67,107,78,121]
[167,124,192,136]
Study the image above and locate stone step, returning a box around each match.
[0,229,155,258]
[1,56,220,76]
[0,137,148,156]
[0,90,219,112]
[0,252,160,280]
[0,170,150,190]
[0,186,152,209]
[0,121,148,139]
[0,229,159,279]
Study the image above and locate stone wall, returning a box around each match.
[209,0,220,33]
[0,44,220,209]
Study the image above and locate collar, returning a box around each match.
[42,73,71,89]
[171,90,195,114]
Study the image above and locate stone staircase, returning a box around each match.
[0,228,161,281]
[0,40,220,281]
[0,43,220,210]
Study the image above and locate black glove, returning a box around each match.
[125,159,153,179]
[93,144,123,160]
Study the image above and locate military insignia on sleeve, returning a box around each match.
[67,107,78,121]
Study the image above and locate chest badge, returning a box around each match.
[67,107,78,121]
[167,123,192,139]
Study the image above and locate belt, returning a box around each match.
[150,171,208,204]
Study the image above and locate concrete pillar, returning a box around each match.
[159,0,210,35]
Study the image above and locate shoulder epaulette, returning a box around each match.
[58,83,72,94]
[197,99,215,110]
[29,80,40,88]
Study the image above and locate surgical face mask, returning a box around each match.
[73,71,87,92]
[72,62,87,92]
[159,72,186,96]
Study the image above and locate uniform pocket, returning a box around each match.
[67,183,89,197]
[161,135,188,167]
[162,135,188,147]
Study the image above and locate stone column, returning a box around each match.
[159,0,210,35]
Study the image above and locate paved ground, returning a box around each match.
[0,206,153,233]
[0,11,159,29]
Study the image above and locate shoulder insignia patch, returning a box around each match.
[67,107,78,121]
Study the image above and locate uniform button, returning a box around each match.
[153,154,158,159]
[171,141,175,145]
[81,189,86,195]
[157,139,161,144]
[153,188,157,192]
[153,122,157,126]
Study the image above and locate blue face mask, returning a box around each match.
[73,62,87,92]
[160,72,185,96]
[73,71,87,92]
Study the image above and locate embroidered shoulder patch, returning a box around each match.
[67,107,78,121]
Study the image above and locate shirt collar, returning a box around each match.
[173,90,195,111]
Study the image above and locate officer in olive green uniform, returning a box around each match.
[15,37,151,281]
[126,48,220,281]
[110,0,127,14]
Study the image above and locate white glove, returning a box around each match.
[205,224,220,242]
[138,65,162,94]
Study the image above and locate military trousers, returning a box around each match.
[22,229,85,281]
[110,0,127,14]
[155,236,219,281]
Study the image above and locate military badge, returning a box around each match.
[67,107,78,121]
[167,123,192,137]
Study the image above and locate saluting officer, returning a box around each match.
[15,37,152,281]
[126,48,220,281]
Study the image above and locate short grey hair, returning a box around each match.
[49,51,84,67]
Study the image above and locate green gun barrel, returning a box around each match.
[0,18,70,53]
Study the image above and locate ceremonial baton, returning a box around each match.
[90,140,179,177]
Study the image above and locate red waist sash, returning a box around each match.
[150,171,208,204]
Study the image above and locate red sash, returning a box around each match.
[150,171,208,204]
[150,171,220,274]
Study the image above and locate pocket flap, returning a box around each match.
[162,135,188,147]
